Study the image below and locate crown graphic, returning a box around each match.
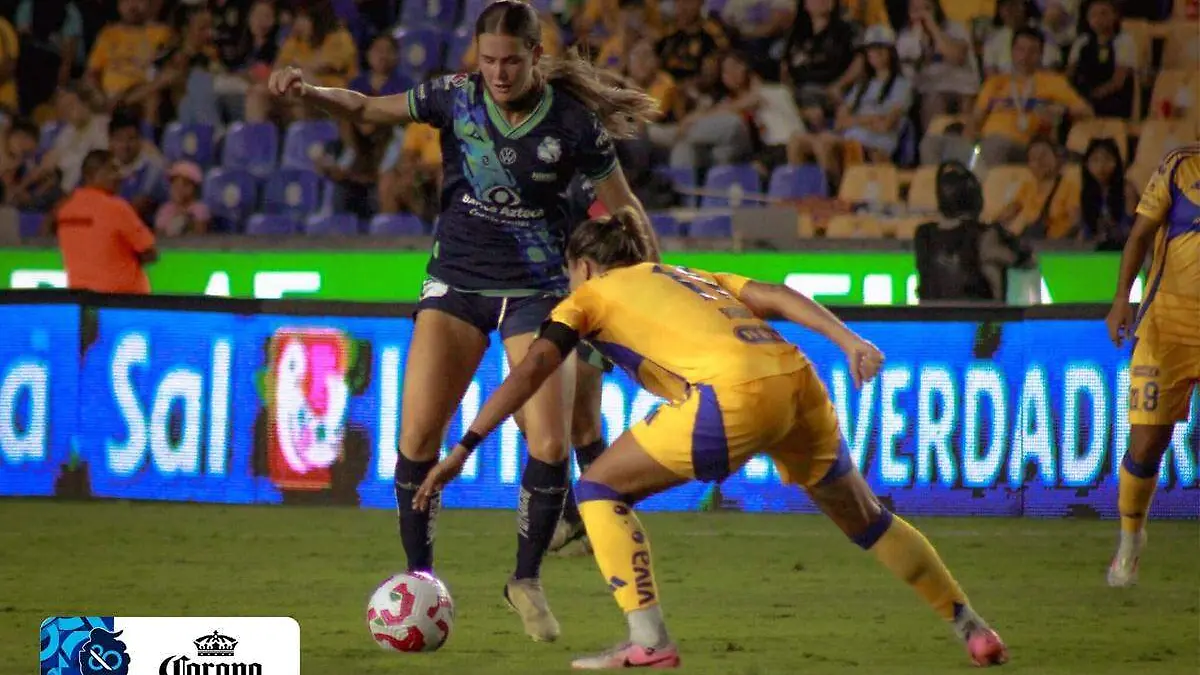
[194,631,238,657]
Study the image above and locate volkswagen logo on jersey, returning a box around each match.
[485,185,522,206]
[499,147,518,165]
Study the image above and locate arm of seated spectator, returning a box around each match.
[927,20,969,66]
[828,54,864,100]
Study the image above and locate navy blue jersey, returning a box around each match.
[406,73,619,292]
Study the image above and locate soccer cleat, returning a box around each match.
[1107,530,1146,588]
[504,578,561,642]
[965,627,1009,667]
[570,642,681,669]
[549,518,588,554]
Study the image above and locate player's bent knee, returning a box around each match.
[526,435,570,464]
[1126,426,1174,467]
[398,428,443,463]
[574,480,631,505]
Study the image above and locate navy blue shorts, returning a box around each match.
[417,279,560,341]
[417,278,612,372]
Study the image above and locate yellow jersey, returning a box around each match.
[1135,144,1200,346]
[548,263,809,401]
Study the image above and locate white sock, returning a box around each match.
[627,605,670,649]
[1118,529,1147,554]
[951,604,988,642]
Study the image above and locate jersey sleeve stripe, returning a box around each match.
[406,90,420,123]
[585,158,618,183]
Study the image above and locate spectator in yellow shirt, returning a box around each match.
[0,17,18,114]
[626,39,677,122]
[86,0,173,103]
[380,121,441,224]
[574,0,662,52]
[595,0,662,71]
[273,7,358,88]
[921,27,1092,167]
[997,137,1082,239]
[249,4,358,122]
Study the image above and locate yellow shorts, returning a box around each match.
[1130,325,1200,425]
[629,367,849,487]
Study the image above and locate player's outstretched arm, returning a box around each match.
[593,166,661,262]
[737,281,883,387]
[267,66,412,126]
[412,338,568,510]
[1106,214,1159,346]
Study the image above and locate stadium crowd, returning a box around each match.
[0,0,1196,242]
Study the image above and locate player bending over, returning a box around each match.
[1104,144,1200,587]
[267,0,660,642]
[414,208,1010,669]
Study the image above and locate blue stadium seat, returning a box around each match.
[38,122,62,153]
[401,0,458,28]
[650,214,681,237]
[202,168,259,232]
[394,27,447,79]
[282,120,340,171]
[768,164,827,200]
[263,168,322,217]
[18,211,45,238]
[445,25,473,70]
[305,213,360,236]
[689,215,733,238]
[654,166,697,207]
[221,122,279,176]
[369,213,428,236]
[701,164,760,207]
[246,214,300,236]
[162,123,216,167]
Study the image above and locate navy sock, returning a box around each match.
[562,441,607,526]
[515,457,569,579]
[395,455,439,573]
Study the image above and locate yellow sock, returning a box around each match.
[869,514,968,621]
[1119,464,1159,534]
[578,498,660,612]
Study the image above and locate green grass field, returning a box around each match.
[3,500,1197,674]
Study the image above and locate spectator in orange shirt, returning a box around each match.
[55,149,157,294]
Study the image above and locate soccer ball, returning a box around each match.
[366,572,455,652]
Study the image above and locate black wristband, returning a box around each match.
[459,431,484,453]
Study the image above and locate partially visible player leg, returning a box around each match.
[1110,424,1174,586]
[551,350,607,554]
[768,368,1006,666]
[803,464,1008,666]
[571,430,688,669]
[1112,338,1196,587]
[500,327,576,642]
[394,308,488,573]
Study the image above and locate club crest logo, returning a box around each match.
[537,136,562,163]
[77,628,131,675]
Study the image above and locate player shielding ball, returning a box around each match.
[414,209,1010,669]
[1105,144,1200,587]
[267,0,660,642]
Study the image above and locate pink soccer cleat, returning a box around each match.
[966,627,1009,667]
[570,642,681,670]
